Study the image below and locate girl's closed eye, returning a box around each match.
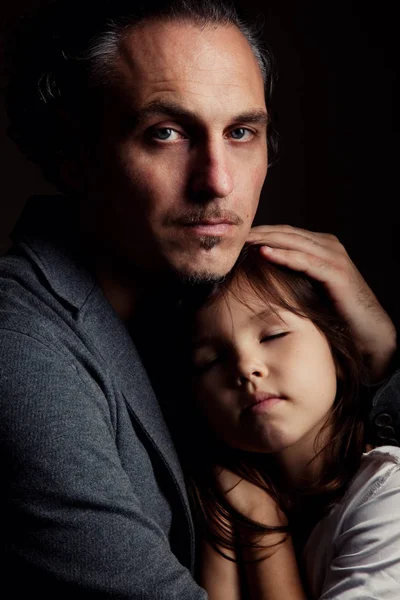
[260,331,289,343]
[192,352,221,374]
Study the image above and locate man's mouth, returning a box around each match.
[181,219,236,236]
[174,210,243,237]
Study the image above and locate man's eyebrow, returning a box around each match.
[131,100,269,126]
[233,109,270,125]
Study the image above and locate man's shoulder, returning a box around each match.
[1,194,97,311]
[0,241,83,336]
[0,196,154,404]
[0,236,108,385]
[0,231,148,396]
[0,257,94,401]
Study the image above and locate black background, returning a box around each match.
[1,1,399,324]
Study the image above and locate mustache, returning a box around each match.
[167,208,243,226]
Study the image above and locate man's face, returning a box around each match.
[84,19,268,282]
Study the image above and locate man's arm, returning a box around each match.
[0,329,207,599]
[248,225,397,382]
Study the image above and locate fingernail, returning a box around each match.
[262,246,274,253]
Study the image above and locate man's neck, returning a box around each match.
[94,258,173,324]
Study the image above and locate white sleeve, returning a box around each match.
[319,463,400,600]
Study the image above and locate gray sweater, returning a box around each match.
[0,196,207,599]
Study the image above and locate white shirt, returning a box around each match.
[304,446,400,599]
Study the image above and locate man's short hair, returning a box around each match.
[5,0,277,193]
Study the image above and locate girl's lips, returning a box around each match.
[244,393,285,414]
[249,396,283,413]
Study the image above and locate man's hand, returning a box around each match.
[248,224,397,382]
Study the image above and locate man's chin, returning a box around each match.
[173,269,225,287]
[163,234,245,286]
[170,254,238,287]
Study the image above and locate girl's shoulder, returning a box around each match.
[304,446,400,596]
[306,445,400,554]
[361,444,400,466]
[349,444,400,502]
[321,445,400,527]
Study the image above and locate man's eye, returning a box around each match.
[229,128,254,141]
[260,332,288,343]
[151,128,182,142]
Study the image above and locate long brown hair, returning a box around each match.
[179,245,367,557]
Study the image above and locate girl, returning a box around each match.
[186,245,400,599]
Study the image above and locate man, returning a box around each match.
[1,1,397,598]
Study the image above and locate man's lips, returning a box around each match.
[172,211,243,237]
[243,393,285,414]
[180,219,236,236]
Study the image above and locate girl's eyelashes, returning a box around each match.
[260,331,289,343]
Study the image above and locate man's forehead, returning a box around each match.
[115,19,265,105]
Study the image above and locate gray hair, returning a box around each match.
[86,9,270,88]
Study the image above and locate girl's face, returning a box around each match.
[192,284,338,460]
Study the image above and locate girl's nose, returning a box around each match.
[235,356,269,387]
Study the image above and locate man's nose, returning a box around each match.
[190,138,234,199]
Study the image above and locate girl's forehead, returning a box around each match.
[201,286,262,317]
[195,285,287,331]
[204,275,292,316]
